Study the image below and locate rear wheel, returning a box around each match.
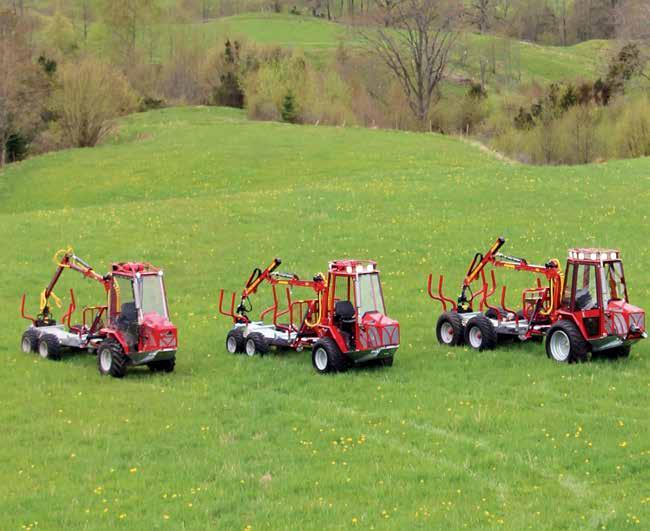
[226,328,245,354]
[21,329,40,353]
[436,312,464,346]
[312,337,348,374]
[464,315,497,351]
[546,321,590,363]
[38,334,61,360]
[148,357,176,373]
[97,338,127,378]
[245,333,269,357]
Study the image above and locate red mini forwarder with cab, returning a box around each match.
[427,237,646,362]
[218,258,400,373]
[20,248,178,377]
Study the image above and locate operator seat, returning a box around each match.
[334,301,356,349]
[575,288,596,310]
[117,301,139,347]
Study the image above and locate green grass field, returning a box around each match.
[1,107,649,529]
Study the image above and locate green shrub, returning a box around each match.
[281,90,299,123]
[611,96,650,159]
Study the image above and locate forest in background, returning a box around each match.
[1,0,649,166]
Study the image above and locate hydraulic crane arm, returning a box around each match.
[21,248,110,325]
[220,258,326,323]
[458,237,563,314]
[459,237,505,310]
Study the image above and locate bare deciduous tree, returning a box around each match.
[361,0,462,129]
[54,58,138,147]
[468,0,494,33]
[615,0,650,41]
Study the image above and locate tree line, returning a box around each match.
[0,0,649,167]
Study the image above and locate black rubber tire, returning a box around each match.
[97,338,127,378]
[464,314,498,351]
[379,355,394,367]
[244,332,270,356]
[226,328,245,354]
[148,357,176,373]
[312,337,349,374]
[37,334,61,360]
[436,312,464,346]
[21,329,40,353]
[545,320,590,363]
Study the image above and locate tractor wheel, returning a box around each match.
[545,321,590,363]
[148,356,176,373]
[226,328,245,354]
[244,333,269,357]
[37,334,61,360]
[312,337,349,374]
[436,312,464,346]
[464,315,498,351]
[21,329,40,353]
[379,355,394,367]
[97,339,127,378]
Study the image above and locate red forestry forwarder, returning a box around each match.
[218,258,400,373]
[20,248,178,377]
[427,237,646,362]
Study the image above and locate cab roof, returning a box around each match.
[111,262,161,276]
[329,259,378,275]
[568,249,621,262]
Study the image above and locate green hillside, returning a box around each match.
[185,14,608,82]
[1,107,649,529]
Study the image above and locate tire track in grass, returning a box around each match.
[264,388,596,505]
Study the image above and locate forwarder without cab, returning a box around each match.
[20,248,178,377]
[427,237,646,362]
[218,258,400,373]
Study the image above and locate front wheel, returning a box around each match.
[97,339,127,378]
[464,315,497,351]
[312,337,348,374]
[545,321,590,363]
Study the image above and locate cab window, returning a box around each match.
[574,264,599,310]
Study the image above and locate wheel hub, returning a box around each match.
[100,349,112,371]
[21,337,32,353]
[38,342,48,358]
[469,327,483,348]
[245,340,256,357]
[550,330,571,362]
[227,336,237,353]
[440,322,454,343]
[314,348,328,371]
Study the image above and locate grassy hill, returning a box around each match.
[1,107,649,529]
[178,14,609,83]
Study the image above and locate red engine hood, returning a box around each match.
[142,312,176,330]
[362,312,398,328]
[359,312,400,349]
[607,300,644,315]
[606,300,645,337]
[140,312,177,350]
